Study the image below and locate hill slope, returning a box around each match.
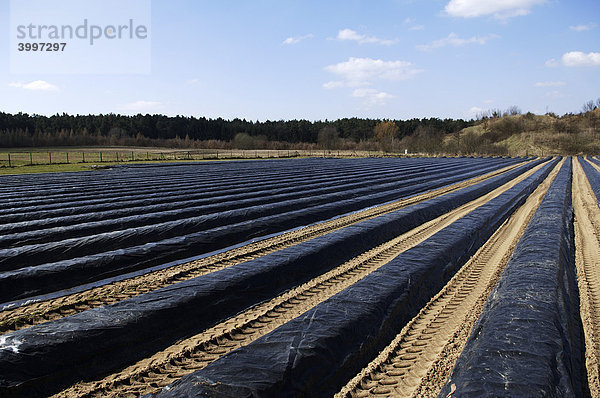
[444,109,600,156]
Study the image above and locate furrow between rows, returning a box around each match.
[145,158,555,398]
[0,160,526,335]
[55,158,547,398]
[573,157,600,396]
[338,158,563,398]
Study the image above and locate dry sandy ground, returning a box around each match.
[11,157,599,398]
[55,161,545,397]
[573,157,600,397]
[337,159,563,398]
[0,161,524,335]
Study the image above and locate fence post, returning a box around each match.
[116,152,119,162]
[49,152,52,164]
[8,153,11,167]
[66,152,69,163]
[131,151,134,161]
[147,152,149,161]
[100,152,103,162]
[29,152,32,165]
[83,152,85,163]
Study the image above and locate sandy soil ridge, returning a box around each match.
[0,162,527,335]
[573,157,600,397]
[53,161,545,397]
[336,159,563,398]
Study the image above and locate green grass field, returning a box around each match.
[0,147,378,175]
[0,149,198,175]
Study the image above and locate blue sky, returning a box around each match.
[0,0,599,121]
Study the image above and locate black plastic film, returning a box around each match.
[439,158,583,397]
[147,159,555,398]
[0,159,546,397]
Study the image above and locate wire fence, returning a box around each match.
[0,149,393,168]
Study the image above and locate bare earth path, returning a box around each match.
[336,158,563,398]
[573,157,600,396]
[54,161,546,398]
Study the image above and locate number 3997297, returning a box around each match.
[17,43,67,51]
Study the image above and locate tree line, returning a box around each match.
[0,112,471,149]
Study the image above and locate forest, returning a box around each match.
[0,112,471,149]
[1,103,598,156]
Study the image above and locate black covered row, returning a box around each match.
[148,160,558,398]
[438,158,583,397]
[0,158,513,260]
[0,158,375,199]
[0,160,418,224]
[0,157,513,223]
[0,158,420,211]
[582,156,600,206]
[0,157,429,199]
[0,159,530,302]
[585,155,600,172]
[0,157,460,209]
[0,159,549,397]
[0,159,489,242]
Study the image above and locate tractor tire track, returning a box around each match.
[0,161,529,335]
[336,158,563,398]
[54,160,546,398]
[573,157,600,397]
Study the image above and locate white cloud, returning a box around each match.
[324,57,420,107]
[324,57,422,87]
[337,28,363,41]
[545,58,558,67]
[322,81,346,90]
[120,100,162,113]
[444,0,546,19]
[467,106,486,118]
[352,88,394,106]
[9,80,58,91]
[570,23,596,32]
[282,34,314,45]
[534,81,566,87]
[409,25,425,31]
[545,90,567,99]
[416,33,499,51]
[336,29,397,45]
[561,51,600,67]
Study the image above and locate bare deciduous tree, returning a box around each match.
[373,121,399,152]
